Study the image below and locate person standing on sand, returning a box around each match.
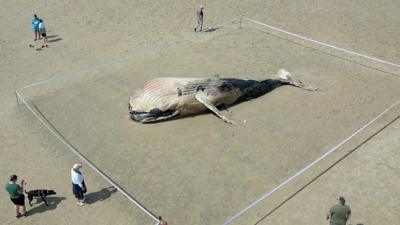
[32,14,41,41]
[71,163,87,206]
[38,19,48,48]
[194,5,204,32]
[5,175,27,218]
[326,196,351,225]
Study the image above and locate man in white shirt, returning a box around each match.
[38,19,48,48]
[194,5,204,32]
[71,163,86,206]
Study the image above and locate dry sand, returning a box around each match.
[1,1,399,225]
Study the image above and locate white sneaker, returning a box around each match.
[76,201,85,206]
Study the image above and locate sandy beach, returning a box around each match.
[1,1,399,225]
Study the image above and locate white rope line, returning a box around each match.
[222,99,400,225]
[15,90,160,223]
[244,17,400,68]
[15,17,240,225]
[17,16,239,92]
[16,15,400,225]
[221,17,400,225]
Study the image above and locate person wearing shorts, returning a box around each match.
[5,175,27,218]
[32,14,41,41]
[38,19,48,48]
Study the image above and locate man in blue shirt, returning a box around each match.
[32,14,41,41]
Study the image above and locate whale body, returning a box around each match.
[129,69,317,123]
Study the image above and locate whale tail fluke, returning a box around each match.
[278,69,319,91]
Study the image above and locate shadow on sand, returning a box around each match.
[48,38,63,43]
[202,27,220,33]
[45,34,62,43]
[27,196,66,216]
[85,186,118,204]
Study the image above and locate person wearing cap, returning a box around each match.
[4,175,27,218]
[194,5,204,32]
[71,163,87,206]
[326,196,351,225]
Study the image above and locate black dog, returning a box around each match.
[25,189,56,206]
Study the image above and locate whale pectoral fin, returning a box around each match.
[195,91,235,124]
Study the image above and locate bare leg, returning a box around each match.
[43,36,48,47]
[41,35,47,48]
[34,30,38,41]
[195,20,202,32]
[15,205,19,217]
[20,205,26,215]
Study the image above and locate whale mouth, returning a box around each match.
[129,107,179,123]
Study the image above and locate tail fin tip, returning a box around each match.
[278,68,292,80]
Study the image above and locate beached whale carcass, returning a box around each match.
[129,69,317,123]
